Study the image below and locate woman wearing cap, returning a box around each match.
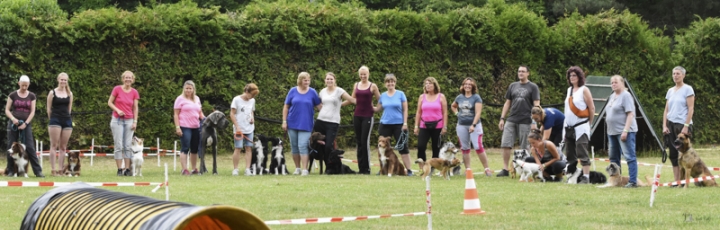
[4,75,44,177]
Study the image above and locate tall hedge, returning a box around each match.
[0,0,687,153]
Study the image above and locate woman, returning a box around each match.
[47,73,74,177]
[4,75,43,177]
[108,71,140,176]
[662,66,694,183]
[526,129,566,181]
[531,106,565,147]
[451,77,491,176]
[414,77,448,170]
[350,66,381,175]
[282,72,322,176]
[174,80,205,176]
[373,74,411,175]
[314,72,355,173]
[606,75,639,188]
[230,83,259,176]
[563,66,595,184]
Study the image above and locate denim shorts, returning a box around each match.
[48,117,73,129]
[234,132,254,148]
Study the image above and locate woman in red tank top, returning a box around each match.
[349,66,380,174]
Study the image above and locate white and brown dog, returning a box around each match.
[377,136,407,177]
[513,158,544,182]
[416,158,461,180]
[131,137,144,177]
[597,162,648,188]
[511,149,530,179]
[64,151,81,177]
[438,142,460,176]
[9,142,29,177]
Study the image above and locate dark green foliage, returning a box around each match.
[0,0,710,154]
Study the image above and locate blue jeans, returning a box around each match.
[180,127,200,154]
[608,132,637,184]
[288,129,310,155]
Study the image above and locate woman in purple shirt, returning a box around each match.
[349,66,381,175]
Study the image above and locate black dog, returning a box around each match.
[256,134,282,173]
[198,110,229,175]
[324,149,356,175]
[308,132,326,174]
[268,138,288,175]
[566,161,607,184]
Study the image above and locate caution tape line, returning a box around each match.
[0,181,162,187]
[592,158,720,171]
[657,174,720,187]
[341,159,380,167]
[264,212,427,225]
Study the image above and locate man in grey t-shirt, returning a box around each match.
[497,65,540,177]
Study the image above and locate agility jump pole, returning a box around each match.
[592,158,720,171]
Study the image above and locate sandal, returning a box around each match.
[484,168,493,177]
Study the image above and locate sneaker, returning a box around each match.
[624,182,638,188]
[496,169,509,177]
[485,168,493,177]
[232,169,239,176]
[123,168,131,176]
[407,170,414,176]
[191,169,199,175]
[578,176,589,184]
[452,166,462,176]
[301,170,309,176]
[293,168,301,175]
[245,168,253,176]
[181,169,191,176]
[117,169,123,176]
[35,172,45,178]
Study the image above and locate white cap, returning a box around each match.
[19,75,30,83]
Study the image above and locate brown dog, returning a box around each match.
[377,136,407,177]
[10,142,29,177]
[64,151,81,177]
[675,133,717,188]
[597,162,649,188]
[416,158,461,180]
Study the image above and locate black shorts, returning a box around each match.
[49,117,73,129]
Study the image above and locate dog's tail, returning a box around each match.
[414,159,424,164]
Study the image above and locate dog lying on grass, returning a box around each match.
[64,151,81,177]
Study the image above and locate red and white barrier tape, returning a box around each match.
[264,212,426,225]
[341,159,380,167]
[658,174,720,187]
[593,158,720,171]
[0,181,162,187]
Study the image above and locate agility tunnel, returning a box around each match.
[21,183,269,230]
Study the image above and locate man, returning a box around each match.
[497,65,540,177]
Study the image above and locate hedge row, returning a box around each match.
[1,0,710,153]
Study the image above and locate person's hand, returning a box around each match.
[621,132,628,141]
[681,126,689,135]
[11,119,18,125]
[414,127,419,136]
[402,124,408,131]
[539,163,545,171]
[18,123,27,130]
[249,117,254,124]
[441,127,447,135]
[131,123,137,131]
[282,122,287,132]
[662,126,669,134]
[117,110,125,117]
[469,126,475,133]
[498,120,505,131]
[176,127,182,136]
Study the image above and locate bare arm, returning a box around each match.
[685,96,695,125]
[498,99,511,130]
[46,90,54,119]
[342,83,358,106]
[282,104,289,131]
[4,98,14,122]
[372,84,381,104]
[373,102,383,112]
[25,100,36,125]
[414,95,423,135]
[174,109,182,135]
[543,142,560,168]
[402,101,409,130]
[451,101,459,115]
[662,100,670,134]
[68,92,73,115]
[341,92,356,105]
[441,94,449,134]
[108,95,121,115]
[131,99,139,130]
[583,88,595,124]
[543,128,552,140]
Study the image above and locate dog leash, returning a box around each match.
[393,130,408,150]
[234,132,253,142]
[11,120,26,144]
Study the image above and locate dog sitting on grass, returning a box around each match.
[377,136,407,177]
[9,142,29,178]
[676,133,717,188]
[64,151,81,177]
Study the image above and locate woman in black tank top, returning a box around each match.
[526,129,566,181]
[47,73,74,177]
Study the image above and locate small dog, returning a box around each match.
[565,162,607,184]
[325,149,357,175]
[513,158,544,182]
[511,149,530,179]
[131,137,144,177]
[199,110,229,175]
[308,132,327,174]
[256,134,282,173]
[64,151,81,177]
[676,133,717,188]
[597,162,648,188]
[250,139,265,175]
[416,158,461,180]
[377,136,407,177]
[438,142,460,176]
[9,142,29,177]
[268,140,288,175]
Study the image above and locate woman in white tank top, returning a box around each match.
[563,66,595,184]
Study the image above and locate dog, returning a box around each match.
[249,140,265,175]
[198,110,229,175]
[512,158,544,182]
[438,142,460,176]
[308,132,327,174]
[597,162,648,188]
[131,137,144,177]
[268,139,288,175]
[416,158,461,180]
[511,149,530,179]
[63,151,81,177]
[9,142,29,177]
[566,162,607,184]
[676,133,717,188]
[324,149,357,175]
[378,136,407,177]
[256,134,282,173]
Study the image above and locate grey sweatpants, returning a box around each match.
[110,117,134,159]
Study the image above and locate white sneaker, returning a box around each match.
[293,168,301,175]
[245,168,253,176]
[232,169,239,176]
[301,170,309,176]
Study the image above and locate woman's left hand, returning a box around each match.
[621,132,628,141]
[441,127,447,135]
[18,123,27,130]
[469,126,475,133]
[402,124,408,131]
[131,123,137,131]
[681,126,689,135]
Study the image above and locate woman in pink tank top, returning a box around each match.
[413,77,448,170]
[349,66,380,174]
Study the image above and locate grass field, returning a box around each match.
[2,147,720,229]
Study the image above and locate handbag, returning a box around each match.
[568,86,590,118]
[564,119,588,141]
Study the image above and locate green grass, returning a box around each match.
[2,148,720,229]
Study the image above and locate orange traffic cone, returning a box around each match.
[461,168,486,215]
